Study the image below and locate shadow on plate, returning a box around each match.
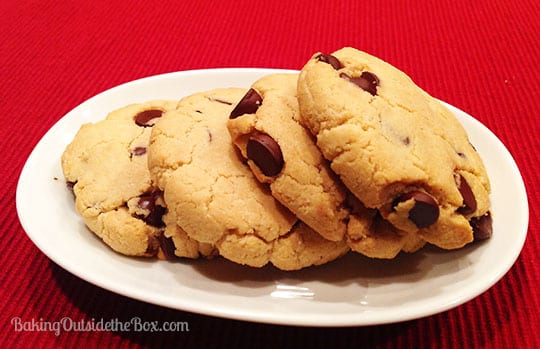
[161,243,484,303]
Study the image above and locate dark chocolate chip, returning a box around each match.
[156,233,178,260]
[456,174,477,215]
[246,131,284,176]
[229,89,262,119]
[340,71,379,95]
[132,147,147,156]
[393,191,439,228]
[134,109,164,127]
[470,212,493,240]
[137,191,166,227]
[316,53,342,70]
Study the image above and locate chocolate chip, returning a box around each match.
[229,89,262,119]
[316,53,342,70]
[156,233,178,260]
[340,71,379,95]
[393,191,439,228]
[137,191,166,227]
[246,131,284,176]
[470,212,492,240]
[134,109,164,127]
[456,174,477,215]
[132,147,147,156]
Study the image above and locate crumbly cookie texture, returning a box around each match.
[162,209,216,259]
[227,74,348,242]
[297,47,492,249]
[345,195,426,258]
[61,100,209,258]
[227,74,423,258]
[148,89,348,270]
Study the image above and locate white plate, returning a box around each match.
[16,68,529,327]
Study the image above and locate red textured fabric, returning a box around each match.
[2,0,539,347]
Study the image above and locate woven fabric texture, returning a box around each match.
[1,1,539,347]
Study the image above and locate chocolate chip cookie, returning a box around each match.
[62,100,211,258]
[148,89,348,269]
[297,47,492,249]
[227,74,349,242]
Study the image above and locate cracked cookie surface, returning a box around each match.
[148,89,348,269]
[227,74,348,242]
[227,74,424,258]
[297,47,492,249]
[61,100,211,258]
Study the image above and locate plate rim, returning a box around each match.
[16,68,529,327]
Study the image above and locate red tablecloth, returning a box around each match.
[2,0,539,347]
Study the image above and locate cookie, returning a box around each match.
[297,47,492,249]
[227,74,425,258]
[148,88,348,269]
[61,100,211,259]
[227,74,348,242]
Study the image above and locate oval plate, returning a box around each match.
[16,68,529,326]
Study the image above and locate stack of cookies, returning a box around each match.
[61,47,492,270]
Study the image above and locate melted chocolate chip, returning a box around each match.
[137,191,166,227]
[132,147,147,156]
[340,71,379,95]
[456,174,477,215]
[470,212,493,240]
[393,191,439,228]
[229,89,262,119]
[246,131,284,176]
[134,109,164,127]
[316,53,342,70]
[156,233,178,260]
